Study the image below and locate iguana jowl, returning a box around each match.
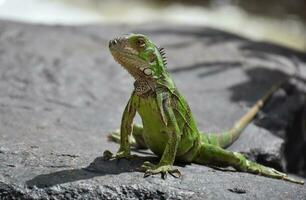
[103,34,304,184]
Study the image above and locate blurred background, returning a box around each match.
[0,0,305,52]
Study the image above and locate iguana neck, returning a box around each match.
[133,63,175,96]
[134,79,155,96]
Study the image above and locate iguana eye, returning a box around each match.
[136,38,146,47]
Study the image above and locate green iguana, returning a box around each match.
[103,33,304,184]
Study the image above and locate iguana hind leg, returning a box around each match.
[108,124,148,149]
[194,143,304,184]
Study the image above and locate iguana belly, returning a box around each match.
[137,95,199,159]
[137,95,168,156]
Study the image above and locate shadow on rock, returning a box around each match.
[26,155,157,188]
[228,67,305,137]
[284,104,306,178]
[228,67,289,104]
[169,61,242,78]
[240,41,306,62]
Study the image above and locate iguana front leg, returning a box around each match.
[103,93,137,160]
[141,94,182,179]
[107,124,148,149]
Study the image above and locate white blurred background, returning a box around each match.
[0,0,305,51]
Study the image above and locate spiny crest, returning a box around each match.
[158,47,167,66]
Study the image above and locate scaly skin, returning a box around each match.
[103,34,304,184]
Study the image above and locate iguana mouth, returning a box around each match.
[109,37,138,57]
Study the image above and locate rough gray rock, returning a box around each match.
[0,20,306,199]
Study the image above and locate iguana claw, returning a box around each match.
[103,150,113,160]
[140,161,181,179]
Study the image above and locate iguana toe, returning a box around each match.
[142,164,181,179]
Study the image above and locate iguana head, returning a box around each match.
[109,34,167,81]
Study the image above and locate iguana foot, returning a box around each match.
[140,161,181,179]
[103,150,139,161]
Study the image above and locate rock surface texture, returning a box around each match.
[0,20,306,199]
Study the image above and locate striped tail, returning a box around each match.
[204,81,286,148]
